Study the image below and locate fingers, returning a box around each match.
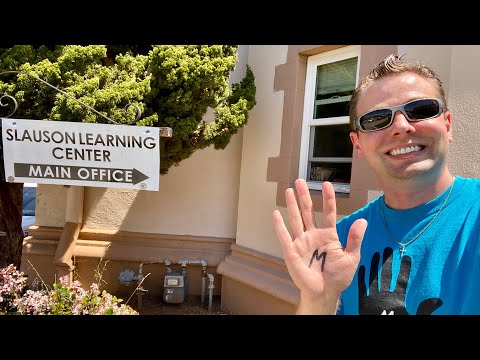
[321,181,337,228]
[294,178,317,231]
[286,185,305,239]
[272,209,293,254]
[345,218,368,262]
[278,179,338,245]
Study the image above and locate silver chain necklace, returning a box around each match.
[381,176,455,257]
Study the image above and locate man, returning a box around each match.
[272,54,480,315]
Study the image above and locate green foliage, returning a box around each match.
[50,281,75,315]
[0,263,138,315]
[0,45,256,174]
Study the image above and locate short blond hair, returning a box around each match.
[349,54,446,131]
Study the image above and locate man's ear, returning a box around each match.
[444,110,453,142]
[350,131,363,157]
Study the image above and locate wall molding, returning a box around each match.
[23,226,234,266]
[218,243,299,307]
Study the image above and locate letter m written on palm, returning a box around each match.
[309,250,327,271]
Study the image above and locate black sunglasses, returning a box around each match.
[355,98,445,132]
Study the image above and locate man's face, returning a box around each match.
[349,72,452,183]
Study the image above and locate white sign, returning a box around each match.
[1,118,160,191]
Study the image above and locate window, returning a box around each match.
[299,46,360,193]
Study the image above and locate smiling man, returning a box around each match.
[273,54,480,315]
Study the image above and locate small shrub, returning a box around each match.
[0,264,138,315]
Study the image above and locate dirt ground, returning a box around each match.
[129,294,234,315]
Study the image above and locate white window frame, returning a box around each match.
[298,45,361,193]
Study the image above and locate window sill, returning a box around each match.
[306,181,350,194]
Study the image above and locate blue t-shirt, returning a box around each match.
[336,176,480,315]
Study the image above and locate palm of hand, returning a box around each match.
[287,226,360,297]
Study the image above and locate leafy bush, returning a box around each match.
[0,264,138,315]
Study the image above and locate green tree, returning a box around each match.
[0,45,256,268]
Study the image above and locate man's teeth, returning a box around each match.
[389,145,422,156]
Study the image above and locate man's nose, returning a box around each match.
[390,110,416,134]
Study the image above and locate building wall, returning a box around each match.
[393,45,480,179]
[447,46,480,176]
[236,45,289,258]
[81,137,242,238]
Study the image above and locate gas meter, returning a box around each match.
[163,271,185,303]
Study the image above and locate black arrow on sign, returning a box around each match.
[14,163,149,185]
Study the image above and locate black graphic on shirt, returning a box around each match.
[358,247,443,315]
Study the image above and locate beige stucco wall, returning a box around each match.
[35,184,68,227]
[399,45,480,178]
[445,46,480,177]
[235,45,289,258]
[81,137,242,238]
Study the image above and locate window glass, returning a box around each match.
[308,161,352,184]
[314,57,357,119]
[311,124,353,158]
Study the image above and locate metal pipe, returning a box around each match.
[136,259,171,309]
[177,259,207,266]
[180,264,188,297]
[207,273,215,313]
[201,267,206,304]
[177,259,208,304]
